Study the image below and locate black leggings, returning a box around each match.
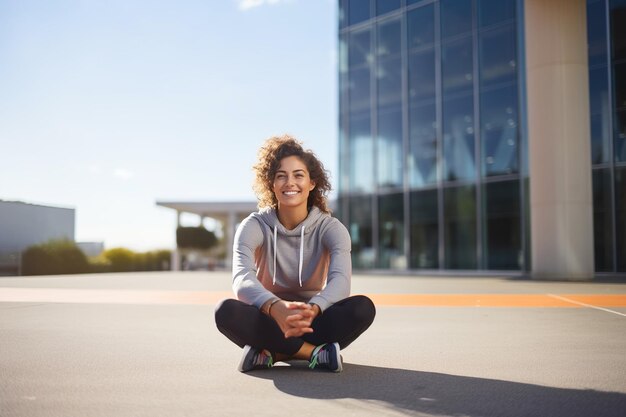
[214,295,376,356]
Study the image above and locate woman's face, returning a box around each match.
[272,155,315,210]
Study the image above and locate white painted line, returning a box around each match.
[547,294,626,317]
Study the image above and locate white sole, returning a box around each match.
[332,342,343,373]
[238,345,253,372]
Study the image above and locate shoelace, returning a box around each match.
[254,350,274,368]
[308,344,329,369]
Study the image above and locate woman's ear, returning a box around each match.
[310,181,316,191]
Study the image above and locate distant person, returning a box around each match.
[214,134,376,373]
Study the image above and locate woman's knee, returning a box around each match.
[214,298,241,328]
[352,295,376,325]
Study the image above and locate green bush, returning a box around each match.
[21,241,171,275]
[176,227,218,250]
[102,248,135,272]
[100,248,171,272]
[22,240,90,276]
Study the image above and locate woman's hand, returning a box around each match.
[270,301,320,338]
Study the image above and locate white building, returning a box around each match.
[156,201,258,270]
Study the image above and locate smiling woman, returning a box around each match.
[252,135,331,215]
[214,134,376,373]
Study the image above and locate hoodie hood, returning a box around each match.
[252,206,326,287]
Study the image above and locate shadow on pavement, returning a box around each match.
[249,363,626,417]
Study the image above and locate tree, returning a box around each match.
[176,227,218,250]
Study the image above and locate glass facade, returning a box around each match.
[338,0,624,274]
[338,0,523,272]
[586,0,626,273]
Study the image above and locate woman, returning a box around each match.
[214,134,376,373]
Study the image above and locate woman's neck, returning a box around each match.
[276,205,309,230]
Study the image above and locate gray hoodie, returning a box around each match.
[232,206,351,312]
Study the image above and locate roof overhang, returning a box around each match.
[156,201,258,219]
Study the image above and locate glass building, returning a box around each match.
[336,0,626,278]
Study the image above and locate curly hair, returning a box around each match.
[253,134,331,213]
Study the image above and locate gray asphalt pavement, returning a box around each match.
[1,271,625,417]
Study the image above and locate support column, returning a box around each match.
[172,210,182,271]
[225,211,237,269]
[525,0,594,279]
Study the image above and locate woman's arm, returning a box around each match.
[308,218,352,312]
[232,216,278,309]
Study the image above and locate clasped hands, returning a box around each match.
[268,300,320,338]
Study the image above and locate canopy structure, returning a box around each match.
[156,200,258,270]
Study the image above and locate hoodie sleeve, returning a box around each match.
[232,216,278,309]
[308,218,352,312]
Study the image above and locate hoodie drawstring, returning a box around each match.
[298,226,305,288]
[272,224,305,288]
[272,226,278,285]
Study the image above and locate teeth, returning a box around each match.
[284,191,298,195]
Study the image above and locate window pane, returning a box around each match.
[588,66,610,164]
[338,113,347,192]
[409,102,438,187]
[409,48,436,102]
[478,0,515,27]
[348,67,371,113]
[349,29,371,68]
[479,24,517,88]
[616,166,626,271]
[376,0,400,16]
[614,62,626,110]
[610,0,626,62]
[483,180,521,269]
[443,93,476,181]
[377,57,402,108]
[590,67,610,113]
[377,19,401,58]
[349,113,374,193]
[336,195,348,226]
[378,193,406,269]
[407,4,434,50]
[339,0,348,29]
[339,36,348,75]
[587,0,608,68]
[348,0,371,26]
[377,107,404,190]
[442,36,474,95]
[441,0,472,40]
[524,177,530,271]
[444,185,477,269]
[592,169,614,272]
[410,189,439,268]
[615,109,626,162]
[349,195,375,269]
[481,85,519,176]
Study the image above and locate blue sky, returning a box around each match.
[0,0,337,251]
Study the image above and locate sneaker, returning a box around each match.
[238,345,274,372]
[308,342,342,372]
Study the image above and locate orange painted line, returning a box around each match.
[0,288,232,305]
[366,294,577,307]
[365,293,626,307]
[558,294,626,308]
[0,288,625,308]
